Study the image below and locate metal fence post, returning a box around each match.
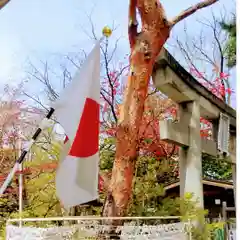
[188,218,192,240]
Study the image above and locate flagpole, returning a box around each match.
[18,163,23,227]
[18,134,23,227]
[0,107,55,197]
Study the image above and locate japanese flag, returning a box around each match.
[52,41,100,209]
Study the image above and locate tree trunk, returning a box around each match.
[102,0,170,220]
[102,0,219,222]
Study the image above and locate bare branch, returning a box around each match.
[101,39,119,124]
[80,11,98,41]
[170,0,219,27]
[192,41,215,66]
[27,61,59,101]
[100,91,118,123]
[176,37,214,85]
[108,37,122,63]
[23,92,48,111]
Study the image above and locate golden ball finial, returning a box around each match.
[102,26,112,38]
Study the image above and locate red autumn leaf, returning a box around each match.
[226,88,234,94]
[220,72,230,79]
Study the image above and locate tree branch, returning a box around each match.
[23,92,48,111]
[0,0,10,10]
[170,0,219,27]
[100,91,118,123]
[128,0,138,48]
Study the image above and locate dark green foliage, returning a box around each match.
[202,154,232,181]
[129,156,180,217]
[220,16,236,68]
[100,137,115,171]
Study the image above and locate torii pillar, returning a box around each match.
[159,100,217,208]
[178,101,203,207]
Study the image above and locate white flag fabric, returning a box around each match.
[52,41,100,209]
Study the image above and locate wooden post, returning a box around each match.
[229,134,236,207]
[231,164,236,207]
[222,201,228,239]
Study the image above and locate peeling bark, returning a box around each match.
[102,0,219,221]
[102,0,170,220]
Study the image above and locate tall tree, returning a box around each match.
[221,16,236,68]
[20,0,219,221]
[102,0,219,219]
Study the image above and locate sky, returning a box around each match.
[0,0,236,106]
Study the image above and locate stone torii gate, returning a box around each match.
[152,48,236,209]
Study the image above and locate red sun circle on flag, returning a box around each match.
[69,98,99,158]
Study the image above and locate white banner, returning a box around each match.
[6,222,188,240]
